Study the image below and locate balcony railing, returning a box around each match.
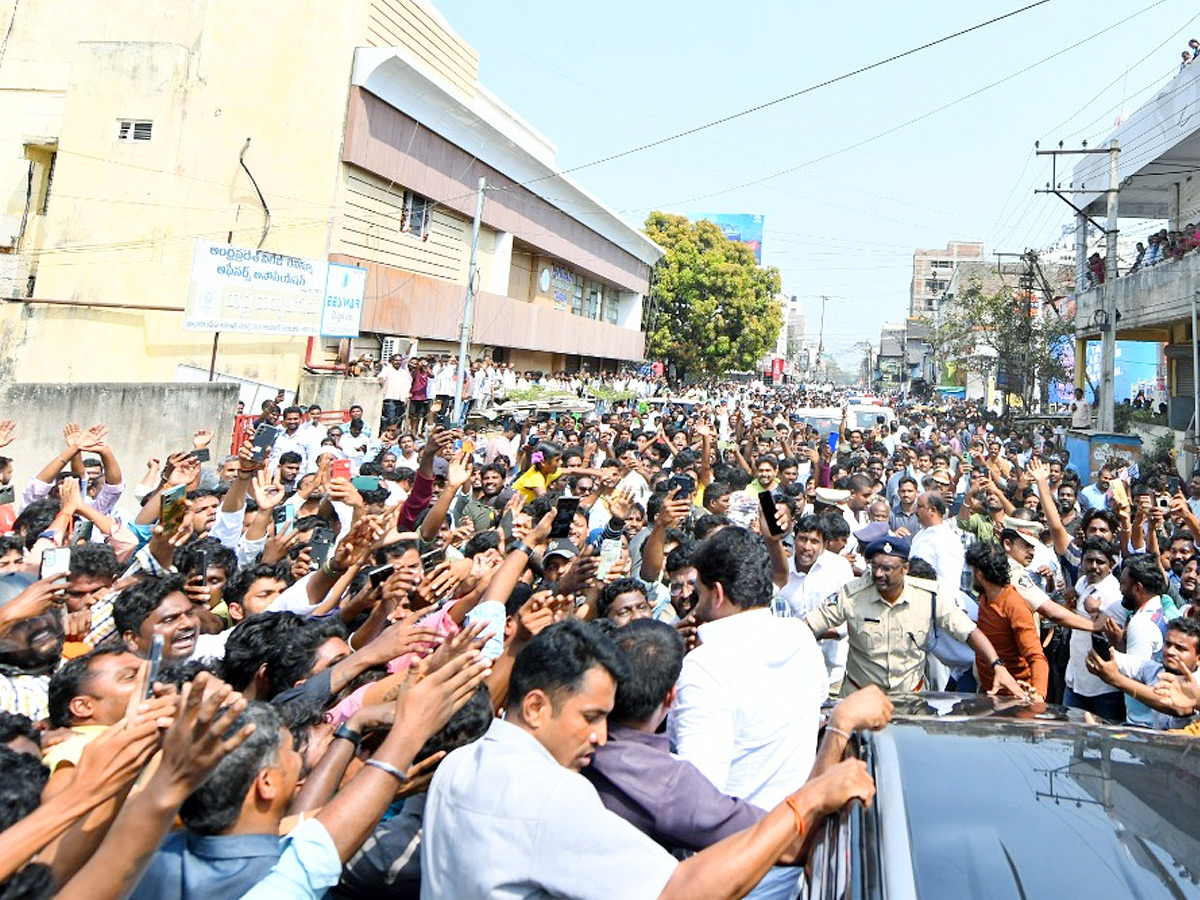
[1075,252,1200,339]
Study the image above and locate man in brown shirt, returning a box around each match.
[966,541,1050,697]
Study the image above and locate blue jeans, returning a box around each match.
[1063,687,1126,723]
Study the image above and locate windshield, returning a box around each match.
[885,722,1200,899]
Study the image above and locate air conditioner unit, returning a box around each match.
[380,336,416,361]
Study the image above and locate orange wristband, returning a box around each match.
[785,796,807,839]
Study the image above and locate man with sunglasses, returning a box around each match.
[804,537,1028,698]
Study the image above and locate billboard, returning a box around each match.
[1050,339,1161,404]
[185,240,366,337]
[695,213,764,263]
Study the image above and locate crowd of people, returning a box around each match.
[342,351,666,423]
[0,381,1197,899]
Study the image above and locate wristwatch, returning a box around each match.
[333,724,363,750]
[509,540,534,557]
[990,658,1006,669]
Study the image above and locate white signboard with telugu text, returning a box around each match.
[184,241,365,337]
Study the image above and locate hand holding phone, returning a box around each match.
[550,497,581,540]
[145,633,165,698]
[331,459,352,480]
[40,547,71,579]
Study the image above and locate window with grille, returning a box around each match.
[585,283,600,319]
[116,120,153,142]
[572,276,584,315]
[400,191,432,238]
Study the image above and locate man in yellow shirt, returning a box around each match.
[43,646,146,785]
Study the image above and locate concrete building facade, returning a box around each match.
[0,0,660,387]
[908,240,984,316]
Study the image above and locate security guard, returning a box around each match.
[999,516,1097,632]
[804,536,1029,697]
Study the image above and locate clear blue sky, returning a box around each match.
[437,0,1196,367]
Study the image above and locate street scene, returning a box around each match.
[2,1,1200,898]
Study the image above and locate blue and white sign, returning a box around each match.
[319,263,367,338]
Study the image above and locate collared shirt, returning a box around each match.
[42,724,108,772]
[779,551,853,618]
[236,818,342,900]
[582,723,764,853]
[378,363,413,401]
[805,575,976,695]
[1067,573,1124,697]
[908,521,965,593]
[0,671,49,719]
[421,718,676,900]
[889,506,921,536]
[270,430,310,473]
[668,608,826,809]
[128,829,284,900]
[1007,555,1051,615]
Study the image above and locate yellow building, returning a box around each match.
[0,0,661,389]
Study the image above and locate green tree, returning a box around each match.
[642,212,783,379]
[923,276,1073,413]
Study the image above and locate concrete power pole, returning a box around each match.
[1098,141,1119,432]
[454,176,486,426]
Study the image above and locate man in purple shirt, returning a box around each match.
[583,619,893,855]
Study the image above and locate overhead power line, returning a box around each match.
[523,0,1056,185]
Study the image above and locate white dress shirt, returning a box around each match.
[908,520,965,593]
[779,550,854,617]
[779,551,854,689]
[1066,573,1124,697]
[421,718,675,900]
[668,607,826,809]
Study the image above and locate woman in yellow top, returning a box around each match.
[513,442,565,503]
[512,441,604,503]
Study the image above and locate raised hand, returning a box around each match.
[447,450,473,490]
[0,419,15,449]
[192,430,215,450]
[261,527,303,566]
[58,476,83,517]
[395,645,491,738]
[249,468,285,511]
[154,673,254,796]
[0,575,67,632]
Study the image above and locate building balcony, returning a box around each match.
[1073,254,1200,343]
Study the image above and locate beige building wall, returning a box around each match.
[363,0,478,98]
[0,0,375,385]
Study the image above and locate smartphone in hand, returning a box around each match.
[550,497,581,539]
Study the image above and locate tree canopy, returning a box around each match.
[923,275,1073,411]
[642,212,782,379]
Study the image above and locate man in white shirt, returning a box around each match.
[769,514,854,692]
[1070,387,1093,430]
[908,493,964,595]
[669,527,827,900]
[423,617,874,900]
[269,406,310,474]
[377,354,412,429]
[1063,537,1126,722]
[1115,554,1170,726]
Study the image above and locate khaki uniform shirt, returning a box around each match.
[805,575,976,696]
[1007,555,1049,630]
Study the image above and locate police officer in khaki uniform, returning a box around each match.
[805,537,1030,697]
[999,516,1098,632]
